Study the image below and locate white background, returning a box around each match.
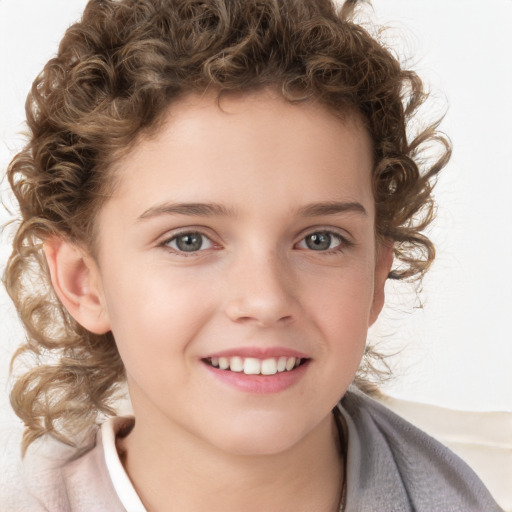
[1,0,511,425]
[370,0,512,413]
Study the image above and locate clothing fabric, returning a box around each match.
[2,388,503,512]
[339,390,503,512]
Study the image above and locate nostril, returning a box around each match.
[224,287,299,326]
[231,314,295,327]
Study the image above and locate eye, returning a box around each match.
[165,232,214,253]
[296,231,344,252]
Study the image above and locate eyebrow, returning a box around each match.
[137,200,367,222]
[297,201,367,217]
[137,202,235,221]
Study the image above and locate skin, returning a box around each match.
[45,90,392,512]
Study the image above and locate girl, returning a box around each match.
[2,0,503,510]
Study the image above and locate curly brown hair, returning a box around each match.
[4,0,450,453]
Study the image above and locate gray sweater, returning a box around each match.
[2,388,503,511]
[339,389,503,511]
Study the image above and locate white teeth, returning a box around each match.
[261,358,278,375]
[229,356,244,372]
[285,357,296,371]
[243,358,261,375]
[208,356,303,375]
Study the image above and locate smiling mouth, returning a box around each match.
[203,356,307,376]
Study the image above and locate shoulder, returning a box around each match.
[339,387,503,512]
[2,419,132,512]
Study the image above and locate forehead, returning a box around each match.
[106,90,374,219]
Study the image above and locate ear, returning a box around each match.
[369,241,394,326]
[44,236,111,334]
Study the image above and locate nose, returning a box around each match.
[224,250,299,327]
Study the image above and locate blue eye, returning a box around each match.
[297,231,343,251]
[166,232,213,252]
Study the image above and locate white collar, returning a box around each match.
[101,417,147,512]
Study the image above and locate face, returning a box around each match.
[89,90,390,456]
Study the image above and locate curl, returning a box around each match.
[4,0,451,451]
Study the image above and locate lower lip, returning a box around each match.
[203,361,309,394]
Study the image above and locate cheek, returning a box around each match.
[303,264,375,327]
[100,262,218,356]
[302,264,375,366]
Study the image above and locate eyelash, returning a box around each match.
[295,230,353,254]
[160,231,217,256]
[159,229,353,256]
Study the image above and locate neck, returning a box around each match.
[118,407,344,512]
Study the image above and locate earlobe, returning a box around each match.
[369,242,394,326]
[44,237,111,334]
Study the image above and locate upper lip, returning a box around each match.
[203,347,310,359]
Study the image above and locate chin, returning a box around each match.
[206,412,321,457]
